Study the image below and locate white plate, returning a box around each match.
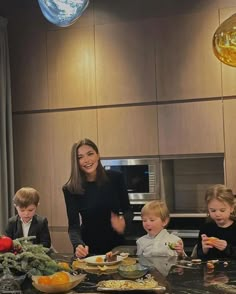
[84,255,123,265]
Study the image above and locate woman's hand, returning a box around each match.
[111,212,125,234]
[75,244,89,258]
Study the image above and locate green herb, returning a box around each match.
[0,236,71,277]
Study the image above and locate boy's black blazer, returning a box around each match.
[5,214,51,248]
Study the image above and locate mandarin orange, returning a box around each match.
[58,261,70,270]
[38,276,52,285]
[206,237,218,245]
[51,271,70,285]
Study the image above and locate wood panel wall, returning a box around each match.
[2,0,236,252]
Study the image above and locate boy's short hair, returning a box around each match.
[13,187,40,208]
[141,200,170,223]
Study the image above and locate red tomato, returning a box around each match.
[0,236,13,252]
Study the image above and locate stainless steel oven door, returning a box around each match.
[102,158,160,204]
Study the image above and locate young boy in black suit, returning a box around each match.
[5,187,51,248]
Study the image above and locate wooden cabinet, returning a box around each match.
[47,26,96,108]
[10,30,49,111]
[155,10,221,101]
[95,19,156,105]
[219,7,236,97]
[98,105,158,157]
[223,99,236,193]
[13,113,53,223]
[158,100,224,155]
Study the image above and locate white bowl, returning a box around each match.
[118,264,149,279]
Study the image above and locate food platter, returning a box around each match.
[97,286,166,292]
[84,255,124,266]
[97,279,166,292]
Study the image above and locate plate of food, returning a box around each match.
[84,255,124,266]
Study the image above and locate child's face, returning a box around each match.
[208,199,234,227]
[15,204,37,223]
[142,213,168,237]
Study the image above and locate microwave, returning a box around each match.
[101,158,160,204]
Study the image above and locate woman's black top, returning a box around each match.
[63,170,133,254]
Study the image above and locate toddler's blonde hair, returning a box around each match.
[141,200,170,225]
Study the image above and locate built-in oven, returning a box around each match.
[101,158,160,205]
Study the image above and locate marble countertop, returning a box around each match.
[166,258,235,294]
[20,254,236,294]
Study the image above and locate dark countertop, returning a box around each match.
[18,255,236,294]
[166,258,234,294]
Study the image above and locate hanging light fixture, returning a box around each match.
[212,13,236,67]
[38,0,89,27]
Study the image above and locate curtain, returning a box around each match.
[0,16,14,234]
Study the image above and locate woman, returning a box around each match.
[63,138,133,258]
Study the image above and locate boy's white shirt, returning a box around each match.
[136,228,182,257]
[21,218,32,237]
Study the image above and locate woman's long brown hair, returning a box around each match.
[64,138,107,194]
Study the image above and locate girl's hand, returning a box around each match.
[212,238,227,251]
[201,234,227,251]
[111,212,125,234]
[201,234,211,254]
[75,244,89,258]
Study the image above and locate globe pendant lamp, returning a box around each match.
[213,13,236,67]
[38,0,89,27]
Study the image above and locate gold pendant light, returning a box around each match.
[213,13,236,67]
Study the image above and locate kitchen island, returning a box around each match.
[18,255,236,293]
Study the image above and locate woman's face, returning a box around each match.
[77,144,100,180]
